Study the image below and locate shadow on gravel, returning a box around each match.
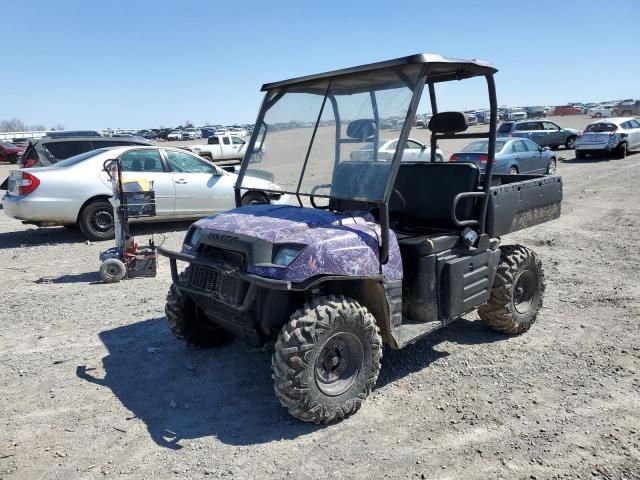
[34,272,101,284]
[76,316,508,449]
[0,221,192,250]
[377,318,507,388]
[0,226,84,249]
[76,317,319,449]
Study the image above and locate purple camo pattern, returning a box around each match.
[186,204,402,283]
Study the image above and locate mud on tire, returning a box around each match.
[478,245,545,334]
[272,295,382,424]
[165,268,234,348]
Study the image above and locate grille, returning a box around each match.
[189,265,242,304]
[200,245,246,270]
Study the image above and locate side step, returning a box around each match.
[391,320,443,348]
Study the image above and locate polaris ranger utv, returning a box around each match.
[159,54,563,424]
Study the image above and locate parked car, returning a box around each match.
[497,120,580,149]
[587,105,615,118]
[167,130,185,141]
[228,127,249,137]
[156,128,173,140]
[449,138,556,175]
[524,106,546,119]
[575,117,640,159]
[0,142,25,164]
[553,105,582,116]
[13,136,151,169]
[508,109,527,121]
[190,134,258,162]
[349,138,444,162]
[11,138,34,148]
[45,130,101,138]
[135,130,159,140]
[183,128,202,140]
[2,146,289,240]
[612,100,640,117]
[466,113,478,126]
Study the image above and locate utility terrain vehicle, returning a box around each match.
[159,54,563,424]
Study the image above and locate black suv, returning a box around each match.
[20,136,151,168]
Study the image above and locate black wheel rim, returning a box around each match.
[567,138,575,148]
[91,207,114,234]
[513,269,537,314]
[315,332,363,396]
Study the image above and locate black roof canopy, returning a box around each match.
[261,53,498,93]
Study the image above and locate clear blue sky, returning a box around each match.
[2,0,638,129]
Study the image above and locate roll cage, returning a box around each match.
[234,53,499,263]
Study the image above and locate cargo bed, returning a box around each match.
[485,174,562,237]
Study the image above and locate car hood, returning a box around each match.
[191,204,375,245]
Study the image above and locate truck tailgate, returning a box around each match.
[486,175,562,237]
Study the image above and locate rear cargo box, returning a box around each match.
[485,174,562,237]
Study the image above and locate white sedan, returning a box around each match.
[2,146,288,240]
[350,138,445,162]
[587,105,615,118]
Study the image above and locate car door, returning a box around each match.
[541,121,562,147]
[118,148,176,217]
[401,139,426,161]
[522,139,546,173]
[511,140,531,172]
[220,136,235,159]
[627,119,640,148]
[164,149,235,216]
[230,135,247,159]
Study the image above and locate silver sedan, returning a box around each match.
[2,146,287,240]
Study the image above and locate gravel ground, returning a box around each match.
[0,115,639,479]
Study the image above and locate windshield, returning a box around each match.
[585,123,617,133]
[240,64,423,203]
[50,148,109,168]
[462,140,506,153]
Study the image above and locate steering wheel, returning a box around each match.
[310,184,331,209]
[390,187,406,211]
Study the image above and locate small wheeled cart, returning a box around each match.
[98,158,158,283]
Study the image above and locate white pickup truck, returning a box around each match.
[189,134,250,162]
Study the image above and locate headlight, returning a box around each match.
[185,227,203,247]
[272,245,303,266]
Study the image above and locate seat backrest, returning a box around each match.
[329,161,390,211]
[390,162,480,229]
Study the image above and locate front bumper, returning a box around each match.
[159,246,294,295]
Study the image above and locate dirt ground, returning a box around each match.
[1,115,639,479]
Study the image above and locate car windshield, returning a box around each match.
[240,64,423,203]
[585,123,617,133]
[50,148,109,168]
[462,140,506,153]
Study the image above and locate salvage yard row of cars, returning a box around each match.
[2,113,640,240]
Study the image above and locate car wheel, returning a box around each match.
[622,110,632,116]
[565,136,576,149]
[272,295,382,424]
[435,154,444,163]
[241,191,269,205]
[7,154,18,164]
[79,199,115,241]
[508,166,518,175]
[614,142,627,160]
[546,158,557,175]
[478,245,545,334]
[594,112,602,118]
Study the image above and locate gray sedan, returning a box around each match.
[449,138,557,175]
